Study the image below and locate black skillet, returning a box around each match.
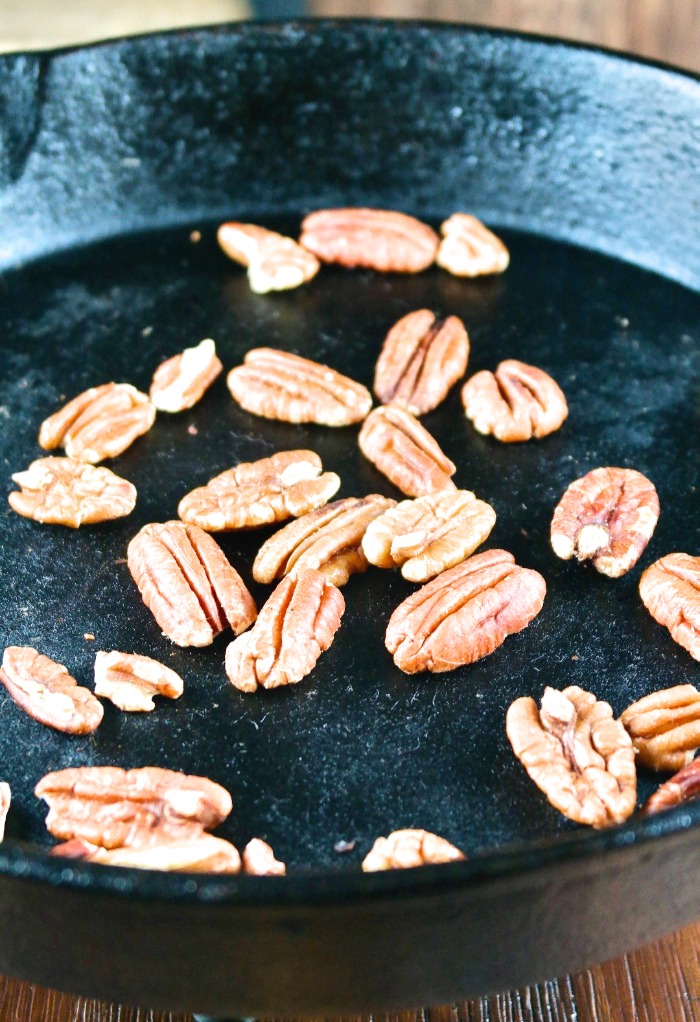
[0,20,698,1018]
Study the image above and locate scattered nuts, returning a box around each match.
[149,338,223,413]
[621,685,700,772]
[462,360,568,442]
[0,646,103,734]
[644,759,700,815]
[358,405,457,497]
[362,829,465,871]
[436,213,510,277]
[242,838,286,875]
[639,553,700,660]
[94,650,184,712]
[299,208,439,273]
[52,833,241,873]
[0,783,10,843]
[38,382,156,463]
[218,222,320,293]
[8,457,137,527]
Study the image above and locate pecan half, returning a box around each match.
[94,650,184,712]
[242,838,286,875]
[621,685,700,771]
[149,338,223,413]
[0,646,103,734]
[436,213,510,277]
[385,549,545,673]
[362,829,465,871]
[127,521,257,646]
[639,553,700,660]
[218,222,320,293]
[358,405,457,497]
[0,782,10,843]
[225,570,344,693]
[299,208,438,273]
[506,686,637,828]
[9,457,137,527]
[462,360,568,442]
[178,450,340,531]
[52,834,242,873]
[38,383,156,463]
[227,348,372,426]
[644,759,700,815]
[253,494,396,587]
[362,489,496,583]
[551,467,660,578]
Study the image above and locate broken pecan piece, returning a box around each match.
[52,834,242,873]
[94,650,184,712]
[127,520,257,646]
[551,467,660,578]
[242,838,286,875]
[299,208,439,273]
[358,405,456,497]
[149,338,222,413]
[8,457,137,527]
[507,686,637,828]
[621,685,700,772]
[436,213,510,277]
[386,549,545,673]
[39,382,156,463]
[0,782,10,843]
[362,829,465,871]
[225,570,344,693]
[462,360,568,442]
[639,553,700,660]
[644,759,700,815]
[218,222,320,293]
[0,646,103,734]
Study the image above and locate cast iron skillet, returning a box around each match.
[0,20,698,1017]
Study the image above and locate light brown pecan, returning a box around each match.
[0,646,103,734]
[218,222,320,293]
[362,490,496,583]
[506,686,637,828]
[8,457,137,527]
[358,405,457,497]
[149,338,223,413]
[621,685,700,771]
[52,834,242,873]
[242,838,286,875]
[94,650,184,712]
[462,360,568,442]
[644,759,700,815]
[551,467,660,578]
[38,383,156,463]
[227,348,373,426]
[639,553,700,660]
[127,521,257,647]
[386,549,545,673]
[299,208,439,273]
[436,213,510,277]
[252,494,396,587]
[362,829,465,871]
[373,310,469,416]
[178,450,340,531]
[225,570,344,693]
[0,782,10,843]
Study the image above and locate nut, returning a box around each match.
[436,213,510,277]
[225,569,344,693]
[127,520,257,647]
[551,467,660,578]
[52,833,242,873]
[644,759,700,815]
[149,338,223,413]
[639,553,700,660]
[0,782,10,843]
[506,686,637,828]
[362,829,465,871]
[0,646,103,734]
[94,650,184,712]
[38,382,156,463]
[373,310,470,416]
[358,405,457,497]
[227,348,373,426]
[299,208,439,273]
[242,838,286,875]
[362,489,496,583]
[621,685,700,772]
[461,360,568,442]
[178,450,340,531]
[218,222,320,293]
[253,494,396,587]
[8,457,137,527]
[385,549,545,673]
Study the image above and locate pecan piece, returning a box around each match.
[639,553,700,660]
[225,570,344,692]
[551,467,660,578]
[39,383,156,463]
[644,759,700,815]
[149,338,223,413]
[362,829,465,871]
[242,838,286,875]
[178,450,340,531]
[94,650,184,712]
[462,360,568,442]
[9,457,136,527]
[436,213,510,277]
[362,489,496,583]
[358,405,456,497]
[253,494,396,587]
[386,550,544,673]
[52,834,242,873]
[374,310,470,416]
[506,686,637,828]
[0,646,103,734]
[127,521,257,646]
[621,685,700,771]
[299,208,438,273]
[227,348,372,426]
[0,782,10,843]
[218,222,320,293]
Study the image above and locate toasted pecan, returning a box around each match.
[299,208,438,273]
[9,457,136,527]
[639,553,700,660]
[39,383,156,463]
[462,360,567,442]
[358,405,456,497]
[149,338,223,413]
[0,646,103,734]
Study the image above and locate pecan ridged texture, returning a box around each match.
[94,650,184,712]
[242,838,286,875]
[299,208,439,273]
[362,829,465,871]
[0,782,10,843]
[436,213,510,277]
[462,360,568,442]
[621,685,700,771]
[644,759,700,815]
[639,553,700,660]
[8,456,137,527]
[149,338,223,413]
[218,222,320,293]
[52,833,242,873]
[38,382,156,463]
[0,646,103,734]
[358,405,457,497]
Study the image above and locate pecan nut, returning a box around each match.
[506,686,637,828]
[252,494,396,587]
[225,569,344,692]
[299,208,439,273]
[551,467,660,578]
[362,829,465,871]
[462,360,568,442]
[358,405,457,497]
[639,553,700,660]
[227,348,373,426]
[94,650,184,712]
[52,834,242,873]
[621,685,700,772]
[149,338,223,413]
[178,450,340,531]
[39,382,156,463]
[8,457,137,527]
[242,838,286,875]
[0,646,103,734]
[385,549,545,673]
[127,521,257,646]
[644,759,700,815]
[436,213,510,277]
[0,782,10,843]
[218,222,320,293]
